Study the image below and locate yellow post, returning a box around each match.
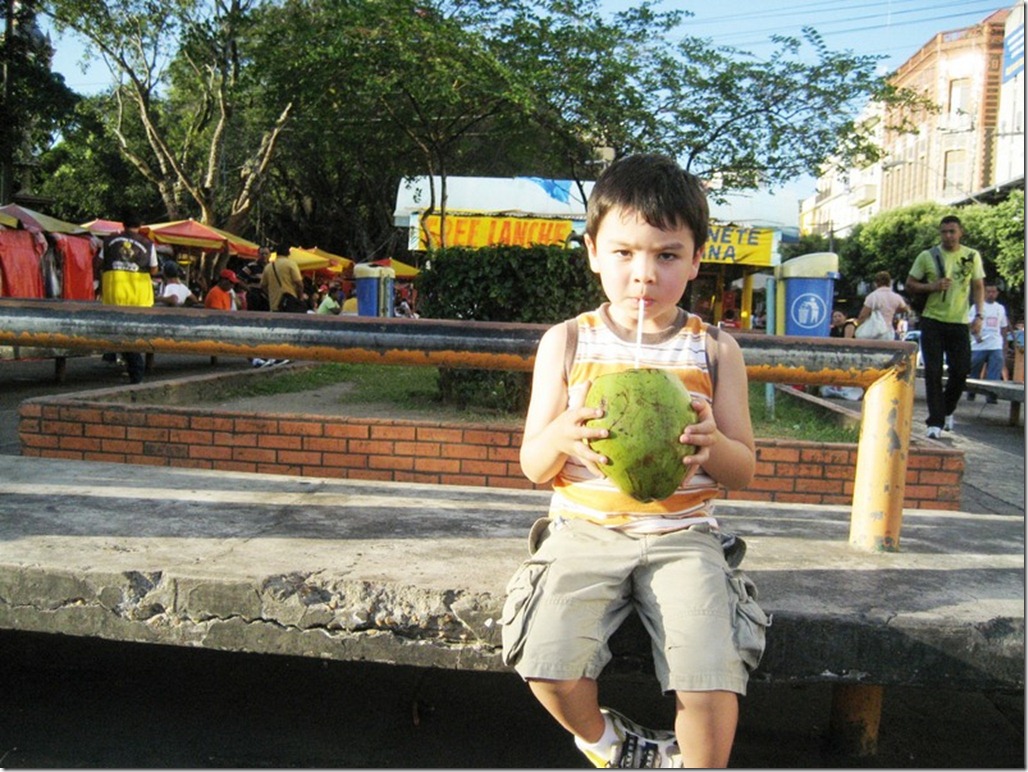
[741,272,754,330]
[849,349,917,551]
[828,684,884,756]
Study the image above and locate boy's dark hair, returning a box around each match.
[940,214,962,228]
[586,154,709,252]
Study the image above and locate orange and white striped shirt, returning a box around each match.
[550,305,722,532]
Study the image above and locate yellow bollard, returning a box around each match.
[849,349,917,551]
[828,683,884,756]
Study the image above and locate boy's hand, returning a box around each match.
[680,398,716,474]
[560,381,609,477]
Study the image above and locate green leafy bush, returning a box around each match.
[415,244,606,411]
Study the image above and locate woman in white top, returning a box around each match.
[856,270,908,339]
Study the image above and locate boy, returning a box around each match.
[501,154,766,768]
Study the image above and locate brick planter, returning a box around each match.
[17,370,964,510]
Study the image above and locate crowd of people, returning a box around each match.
[97,224,419,382]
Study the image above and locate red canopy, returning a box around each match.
[0,229,46,298]
[53,233,97,301]
[81,219,124,237]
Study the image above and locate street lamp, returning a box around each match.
[881,158,984,205]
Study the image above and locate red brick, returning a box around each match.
[463,429,512,446]
[321,452,367,469]
[234,417,280,434]
[757,447,800,463]
[393,441,441,457]
[416,427,464,443]
[461,459,507,476]
[278,450,323,466]
[170,429,214,445]
[369,454,415,471]
[126,427,170,442]
[233,447,278,463]
[279,420,324,437]
[259,434,304,450]
[414,457,461,474]
[324,424,369,439]
[371,424,417,441]
[349,439,394,455]
[148,413,191,429]
[190,445,234,461]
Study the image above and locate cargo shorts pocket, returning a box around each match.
[727,568,771,672]
[500,560,548,667]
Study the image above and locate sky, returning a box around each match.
[43,0,1013,229]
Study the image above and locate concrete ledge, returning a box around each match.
[0,456,1021,690]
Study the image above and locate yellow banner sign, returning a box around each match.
[703,226,776,267]
[412,213,574,250]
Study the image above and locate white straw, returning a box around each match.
[634,297,644,368]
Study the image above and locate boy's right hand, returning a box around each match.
[560,381,609,477]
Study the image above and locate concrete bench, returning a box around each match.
[964,378,1025,426]
[0,455,1021,693]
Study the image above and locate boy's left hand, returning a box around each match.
[680,398,717,470]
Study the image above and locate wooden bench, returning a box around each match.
[964,378,1025,426]
[0,345,98,383]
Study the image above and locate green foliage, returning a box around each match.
[958,191,1025,291]
[416,244,606,410]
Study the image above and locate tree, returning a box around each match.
[35,97,162,221]
[1,0,77,202]
[42,0,291,232]
[491,1,925,200]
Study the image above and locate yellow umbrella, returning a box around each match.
[372,257,420,278]
[286,247,330,272]
[305,246,354,271]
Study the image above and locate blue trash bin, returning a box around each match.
[777,253,840,337]
[354,265,396,317]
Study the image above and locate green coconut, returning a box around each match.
[585,368,699,502]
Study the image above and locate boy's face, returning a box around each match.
[585,206,702,331]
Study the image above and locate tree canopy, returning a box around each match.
[32,0,929,255]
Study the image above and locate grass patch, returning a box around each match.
[233,363,859,443]
[749,383,859,443]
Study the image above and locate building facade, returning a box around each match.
[801,6,1024,235]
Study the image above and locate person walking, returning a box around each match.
[905,215,986,438]
[856,271,908,340]
[100,213,159,384]
[967,282,1010,403]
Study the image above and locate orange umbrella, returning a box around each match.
[141,218,260,257]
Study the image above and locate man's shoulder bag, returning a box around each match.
[272,261,306,313]
[909,246,945,316]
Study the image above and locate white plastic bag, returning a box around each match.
[855,308,892,340]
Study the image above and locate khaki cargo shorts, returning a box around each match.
[500,517,769,695]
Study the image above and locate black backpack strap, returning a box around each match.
[930,246,945,279]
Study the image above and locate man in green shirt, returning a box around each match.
[905,215,985,439]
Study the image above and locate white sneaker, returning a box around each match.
[251,358,266,368]
[926,426,943,439]
[575,707,680,768]
[943,414,955,432]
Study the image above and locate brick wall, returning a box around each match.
[18,393,964,511]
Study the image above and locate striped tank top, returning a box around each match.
[549,304,721,531]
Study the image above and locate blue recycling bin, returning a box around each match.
[354,264,396,317]
[776,253,840,337]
